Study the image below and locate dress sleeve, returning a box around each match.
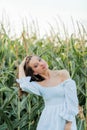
[59,79,79,122]
[16,76,41,96]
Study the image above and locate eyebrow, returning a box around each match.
[37,56,41,59]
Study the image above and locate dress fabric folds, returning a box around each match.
[16,76,79,130]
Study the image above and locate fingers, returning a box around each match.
[19,56,27,67]
[19,55,32,67]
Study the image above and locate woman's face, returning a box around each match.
[28,56,48,75]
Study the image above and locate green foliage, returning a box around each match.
[0,21,87,130]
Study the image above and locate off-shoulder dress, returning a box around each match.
[16,77,79,130]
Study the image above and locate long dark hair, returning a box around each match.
[24,55,45,82]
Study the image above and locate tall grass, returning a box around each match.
[0,19,87,130]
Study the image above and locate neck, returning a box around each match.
[40,69,51,80]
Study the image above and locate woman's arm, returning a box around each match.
[18,57,26,78]
[16,57,41,96]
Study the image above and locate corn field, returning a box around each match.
[0,20,87,130]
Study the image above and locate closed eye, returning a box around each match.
[38,57,42,61]
[34,64,38,68]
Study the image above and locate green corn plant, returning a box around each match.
[0,18,87,130]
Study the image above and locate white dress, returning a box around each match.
[16,77,79,130]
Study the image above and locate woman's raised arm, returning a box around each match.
[18,57,27,78]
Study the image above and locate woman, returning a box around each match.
[16,55,79,130]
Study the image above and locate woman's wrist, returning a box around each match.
[65,121,72,130]
[19,65,25,78]
[19,64,24,68]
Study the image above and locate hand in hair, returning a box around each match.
[19,56,28,67]
[19,56,28,78]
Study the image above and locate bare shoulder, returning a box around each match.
[58,69,70,80]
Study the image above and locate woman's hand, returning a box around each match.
[18,56,27,78]
[65,122,72,130]
[19,56,27,68]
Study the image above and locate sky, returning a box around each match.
[0,0,87,37]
